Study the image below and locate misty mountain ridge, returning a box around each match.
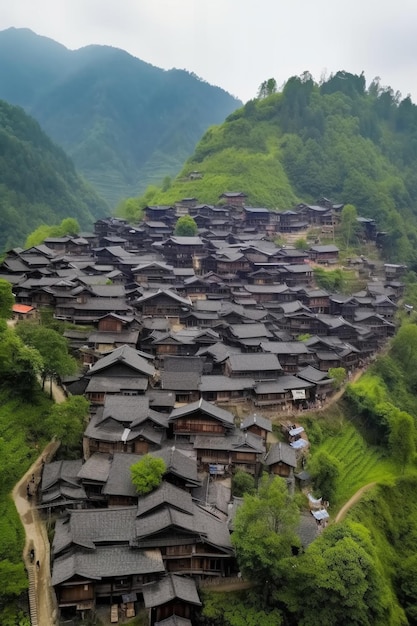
[0,98,107,251]
[0,27,241,206]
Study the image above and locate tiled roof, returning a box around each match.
[52,545,164,585]
[264,442,297,468]
[142,574,201,608]
[169,399,235,426]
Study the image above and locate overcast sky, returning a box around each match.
[1,0,417,103]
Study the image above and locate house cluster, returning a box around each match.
[0,192,405,624]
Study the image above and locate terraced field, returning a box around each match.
[312,422,398,509]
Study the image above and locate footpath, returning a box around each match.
[12,380,65,626]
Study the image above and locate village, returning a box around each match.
[0,192,406,625]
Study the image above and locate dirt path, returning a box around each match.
[12,379,66,626]
[13,440,61,626]
[335,482,377,523]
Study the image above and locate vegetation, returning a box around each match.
[24,217,80,248]
[127,70,417,267]
[231,475,300,586]
[232,469,256,497]
[174,215,198,236]
[130,454,166,495]
[0,98,108,253]
[15,322,78,396]
[0,28,240,207]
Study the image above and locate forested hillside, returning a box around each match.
[0,99,107,251]
[138,71,417,266]
[0,28,241,206]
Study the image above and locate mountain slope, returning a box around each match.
[0,99,108,252]
[0,28,241,206]
[140,71,417,266]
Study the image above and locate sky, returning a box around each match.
[1,0,417,104]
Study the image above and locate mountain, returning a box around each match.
[0,98,108,251]
[0,28,241,206]
[139,71,417,266]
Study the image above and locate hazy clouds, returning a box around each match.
[1,0,417,102]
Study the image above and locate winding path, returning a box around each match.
[12,379,65,626]
[335,482,377,523]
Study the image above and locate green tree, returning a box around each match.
[231,475,299,587]
[174,215,198,236]
[15,323,77,396]
[308,450,340,501]
[24,217,81,247]
[396,554,417,623]
[0,330,42,399]
[389,411,415,472]
[115,197,144,222]
[340,204,359,247]
[0,279,14,319]
[130,454,166,495]
[257,78,277,99]
[329,367,347,389]
[44,396,89,454]
[294,237,309,250]
[232,470,256,497]
[279,522,391,626]
[202,590,283,626]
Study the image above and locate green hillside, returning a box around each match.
[0,99,108,252]
[0,28,241,207]
[139,71,417,266]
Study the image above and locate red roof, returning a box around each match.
[13,304,35,314]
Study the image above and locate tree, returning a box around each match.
[308,450,340,502]
[174,215,198,237]
[389,410,415,472]
[329,367,347,389]
[232,469,255,497]
[15,323,77,396]
[130,454,166,495]
[278,522,391,625]
[0,330,42,399]
[340,204,359,247]
[0,279,14,319]
[115,196,144,222]
[257,78,277,99]
[231,475,299,587]
[24,217,81,247]
[44,396,89,454]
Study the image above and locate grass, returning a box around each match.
[314,421,398,508]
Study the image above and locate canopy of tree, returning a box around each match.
[134,70,417,266]
[130,454,166,495]
[0,98,107,252]
[0,27,240,207]
[174,215,198,236]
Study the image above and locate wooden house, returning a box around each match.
[308,244,339,264]
[83,395,168,458]
[194,429,265,475]
[134,290,192,319]
[84,345,155,404]
[264,442,297,478]
[143,574,202,626]
[52,507,165,621]
[169,399,235,440]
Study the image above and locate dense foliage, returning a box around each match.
[0,28,240,206]
[133,70,417,266]
[130,454,166,495]
[174,215,198,236]
[0,98,107,252]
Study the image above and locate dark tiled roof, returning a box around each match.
[142,574,201,608]
[137,481,194,518]
[227,353,282,372]
[169,399,235,426]
[52,545,164,586]
[240,414,272,432]
[89,345,155,377]
[264,442,296,468]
